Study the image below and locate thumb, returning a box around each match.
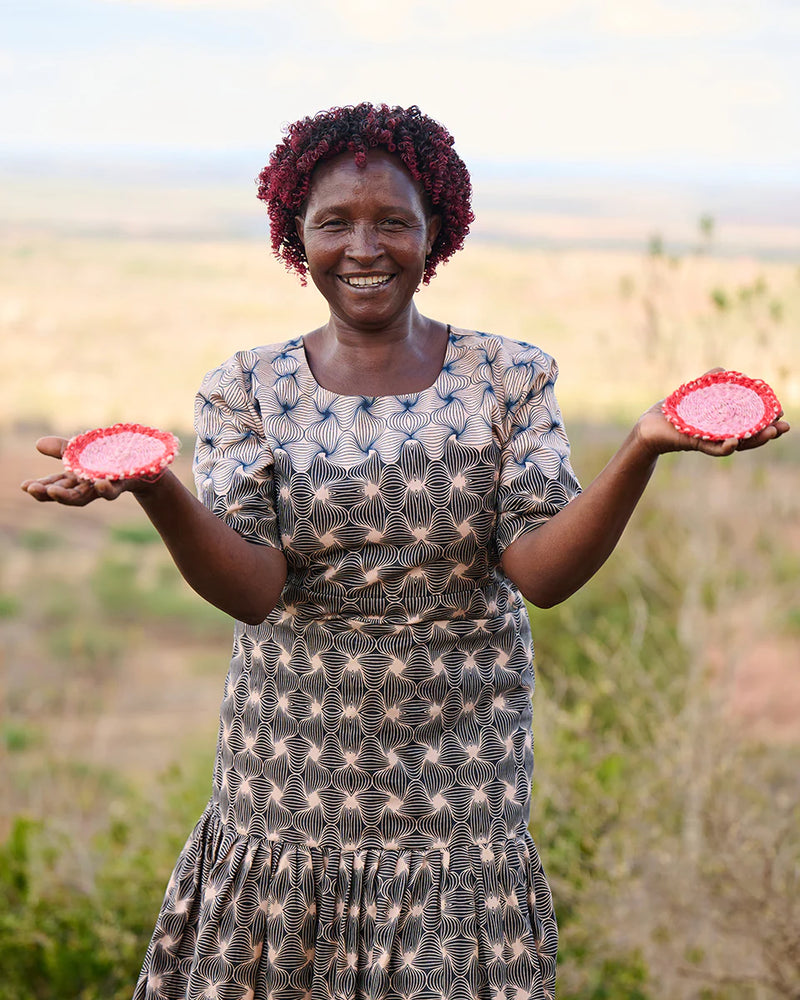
[35,436,70,459]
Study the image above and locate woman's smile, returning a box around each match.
[295,149,440,332]
[337,272,395,289]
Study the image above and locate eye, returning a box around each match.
[381,218,408,228]
[319,219,348,230]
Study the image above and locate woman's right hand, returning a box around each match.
[20,436,151,505]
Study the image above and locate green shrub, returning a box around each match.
[0,593,20,619]
[109,522,161,546]
[0,759,211,1000]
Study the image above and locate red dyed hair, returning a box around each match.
[257,103,474,285]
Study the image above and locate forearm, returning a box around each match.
[131,471,287,624]
[501,426,657,607]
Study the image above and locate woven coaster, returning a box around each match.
[63,424,180,481]
[663,371,781,441]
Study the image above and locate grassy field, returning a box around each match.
[1,235,799,999]
[2,233,798,433]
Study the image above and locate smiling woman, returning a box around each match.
[21,101,789,1000]
[254,104,472,396]
[296,150,444,393]
[257,103,473,287]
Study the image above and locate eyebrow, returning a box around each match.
[306,204,420,219]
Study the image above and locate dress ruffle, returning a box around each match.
[134,803,557,1000]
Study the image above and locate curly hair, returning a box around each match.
[256,103,474,285]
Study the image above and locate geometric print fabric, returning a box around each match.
[134,328,581,1000]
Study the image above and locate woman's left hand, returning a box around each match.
[634,370,790,459]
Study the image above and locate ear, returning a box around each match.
[294,215,306,247]
[426,214,442,255]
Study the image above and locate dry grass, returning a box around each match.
[1,235,798,434]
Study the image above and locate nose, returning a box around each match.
[347,222,381,263]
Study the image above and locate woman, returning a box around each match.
[23,104,788,1000]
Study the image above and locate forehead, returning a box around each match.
[304,150,427,213]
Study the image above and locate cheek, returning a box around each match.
[303,238,340,273]
[396,236,430,266]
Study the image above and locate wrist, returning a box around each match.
[629,418,664,466]
[129,469,174,499]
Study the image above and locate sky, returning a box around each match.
[3,0,800,182]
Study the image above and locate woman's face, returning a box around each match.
[295,150,441,332]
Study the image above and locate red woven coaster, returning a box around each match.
[63,423,180,481]
[663,371,781,441]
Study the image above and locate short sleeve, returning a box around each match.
[193,352,282,548]
[495,353,581,554]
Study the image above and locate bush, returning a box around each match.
[0,760,211,1000]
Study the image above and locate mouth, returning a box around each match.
[337,273,395,289]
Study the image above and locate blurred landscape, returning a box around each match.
[1,173,799,999]
[4,150,800,255]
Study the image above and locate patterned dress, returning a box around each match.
[134,327,581,1000]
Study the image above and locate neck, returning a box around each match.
[323,302,426,350]
[302,311,450,397]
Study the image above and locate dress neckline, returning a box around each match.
[298,324,455,400]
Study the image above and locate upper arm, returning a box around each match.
[494,351,581,561]
[193,352,283,550]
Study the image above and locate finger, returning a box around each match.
[43,480,98,506]
[721,436,739,454]
[23,482,82,503]
[22,471,79,490]
[24,481,60,502]
[738,420,790,450]
[23,476,83,501]
[706,437,738,456]
[35,436,70,459]
[694,436,738,457]
[95,478,124,501]
[21,477,53,493]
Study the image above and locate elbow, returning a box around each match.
[502,555,576,609]
[526,596,556,611]
[502,561,560,609]
[510,573,574,609]
[518,587,564,610]
[239,609,270,626]
[237,595,281,626]
[232,567,288,626]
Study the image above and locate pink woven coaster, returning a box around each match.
[663,371,781,441]
[63,424,180,481]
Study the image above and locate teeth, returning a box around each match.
[342,274,391,287]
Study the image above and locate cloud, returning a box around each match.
[4,38,796,168]
[4,0,798,174]
[97,0,577,29]
[317,0,584,42]
[594,0,753,38]
[92,0,800,44]
[98,0,282,7]
[0,49,17,76]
